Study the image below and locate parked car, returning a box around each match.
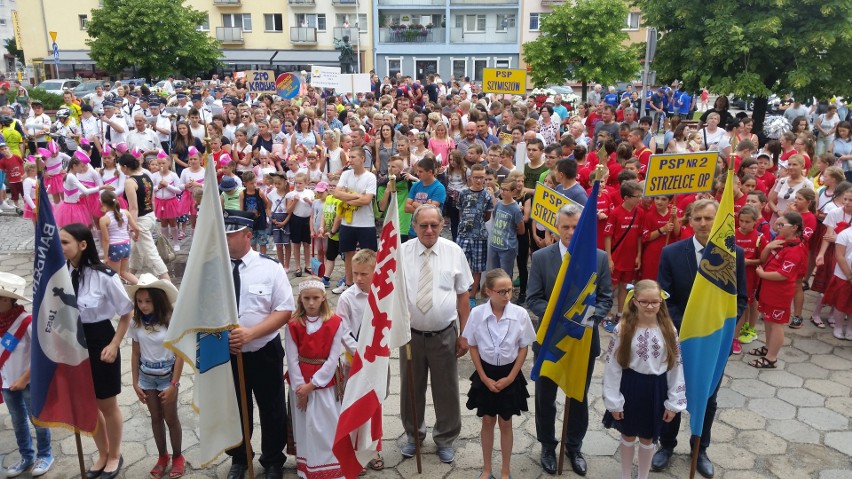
[72,80,106,99]
[34,79,80,95]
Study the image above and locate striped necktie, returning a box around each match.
[415,248,433,314]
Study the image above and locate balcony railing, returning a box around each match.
[450,27,517,43]
[450,0,517,4]
[216,27,244,44]
[333,27,360,45]
[332,0,357,5]
[379,27,444,43]
[290,27,318,43]
[212,0,240,5]
[377,0,445,6]
[288,0,315,4]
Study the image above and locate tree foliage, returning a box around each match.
[5,38,24,66]
[637,0,852,123]
[86,0,222,80]
[523,0,640,100]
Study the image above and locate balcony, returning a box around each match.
[379,27,444,43]
[216,27,244,44]
[333,27,360,45]
[332,0,357,5]
[450,0,517,4]
[290,27,318,44]
[288,0,315,5]
[377,0,445,6]
[450,27,517,43]
[212,0,240,5]
[540,0,565,4]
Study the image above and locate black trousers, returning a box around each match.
[227,336,288,468]
[659,375,721,451]
[534,346,595,453]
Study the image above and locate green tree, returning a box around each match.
[636,0,852,129]
[86,0,221,80]
[523,0,640,102]
[4,38,24,66]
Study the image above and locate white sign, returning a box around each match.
[310,65,342,89]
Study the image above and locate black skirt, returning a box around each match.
[83,320,122,400]
[602,368,668,441]
[466,360,529,420]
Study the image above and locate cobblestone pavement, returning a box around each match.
[1,214,851,478]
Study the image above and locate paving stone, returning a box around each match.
[729,378,775,398]
[707,443,754,470]
[785,361,831,379]
[722,359,759,379]
[766,419,821,444]
[791,337,834,354]
[804,378,851,397]
[718,408,766,430]
[824,397,852,418]
[828,369,852,388]
[736,430,787,455]
[810,354,852,371]
[797,407,849,431]
[771,443,852,478]
[758,370,804,388]
[777,346,810,363]
[777,387,825,407]
[820,470,852,479]
[747,398,797,420]
[716,387,746,408]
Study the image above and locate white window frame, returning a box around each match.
[472,57,488,82]
[386,57,402,78]
[264,13,283,32]
[451,57,468,80]
[78,15,87,30]
[412,56,440,80]
[529,13,540,31]
[241,13,252,32]
[494,57,511,69]
[496,13,515,32]
[296,13,326,31]
[357,13,368,33]
[222,13,251,31]
[196,14,210,32]
[464,14,486,33]
[623,12,640,31]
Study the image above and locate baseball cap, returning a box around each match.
[315,181,329,193]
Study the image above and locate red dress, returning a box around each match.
[641,206,678,280]
[286,315,343,390]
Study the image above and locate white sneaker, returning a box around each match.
[32,456,54,477]
[0,201,16,211]
[6,458,32,477]
[332,283,349,294]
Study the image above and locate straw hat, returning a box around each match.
[125,274,179,304]
[0,272,31,304]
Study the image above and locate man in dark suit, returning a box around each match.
[528,204,613,476]
[654,198,748,478]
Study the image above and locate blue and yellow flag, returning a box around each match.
[530,180,599,401]
[680,169,738,437]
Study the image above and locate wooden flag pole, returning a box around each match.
[405,343,422,473]
[556,399,571,475]
[235,352,255,479]
[74,432,86,479]
[689,435,701,479]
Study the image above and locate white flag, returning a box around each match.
[163,158,242,466]
[333,193,410,478]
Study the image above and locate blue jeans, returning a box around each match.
[2,386,52,464]
[487,245,517,279]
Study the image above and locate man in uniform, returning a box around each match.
[223,209,294,479]
[99,100,127,147]
[122,92,143,129]
[148,100,173,153]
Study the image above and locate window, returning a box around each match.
[452,58,467,79]
[473,58,487,81]
[496,14,515,32]
[529,13,548,31]
[464,14,486,33]
[624,12,640,30]
[358,13,367,32]
[222,13,251,31]
[495,58,510,68]
[387,58,401,78]
[78,15,87,30]
[264,14,283,32]
[336,14,366,31]
[196,14,210,31]
[296,13,326,31]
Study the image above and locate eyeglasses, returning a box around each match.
[635,300,662,308]
[783,187,794,200]
[493,289,513,296]
[776,222,795,228]
[471,176,485,181]
[417,223,442,230]
[241,115,250,118]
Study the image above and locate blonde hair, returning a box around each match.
[291,276,333,325]
[352,248,376,266]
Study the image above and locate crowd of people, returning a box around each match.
[1,73,852,479]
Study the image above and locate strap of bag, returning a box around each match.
[611,209,638,254]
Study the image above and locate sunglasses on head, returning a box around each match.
[783,187,794,200]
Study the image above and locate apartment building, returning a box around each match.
[373,0,521,83]
[0,0,17,74]
[15,0,372,82]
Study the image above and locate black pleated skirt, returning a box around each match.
[602,368,668,441]
[466,360,529,420]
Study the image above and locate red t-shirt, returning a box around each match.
[756,171,776,192]
[635,147,652,175]
[760,239,807,308]
[676,194,696,218]
[736,227,767,294]
[595,187,616,250]
[0,155,24,183]
[605,204,644,271]
[800,211,817,242]
[641,206,678,280]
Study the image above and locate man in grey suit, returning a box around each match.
[527,203,613,476]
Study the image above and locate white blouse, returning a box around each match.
[70,267,133,324]
[285,317,344,389]
[152,171,184,200]
[462,301,536,366]
[602,325,686,414]
[63,173,100,203]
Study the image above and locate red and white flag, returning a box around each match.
[333,193,410,478]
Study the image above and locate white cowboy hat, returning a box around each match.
[0,272,31,304]
[125,274,179,305]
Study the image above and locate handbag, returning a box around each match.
[155,233,175,264]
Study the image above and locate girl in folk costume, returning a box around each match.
[602,280,686,479]
[285,278,345,479]
[178,149,204,230]
[21,161,38,226]
[75,149,107,220]
[151,154,185,251]
[99,191,139,285]
[40,140,70,204]
[99,144,128,209]
[0,272,55,477]
[125,275,185,478]
[54,156,113,228]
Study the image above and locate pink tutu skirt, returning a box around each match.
[179,191,198,216]
[54,201,93,228]
[84,193,103,219]
[45,172,65,195]
[154,197,182,220]
[23,201,35,220]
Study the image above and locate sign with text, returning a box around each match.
[643,151,718,197]
[531,182,583,235]
[310,65,341,89]
[275,72,300,99]
[481,68,527,95]
[244,70,276,94]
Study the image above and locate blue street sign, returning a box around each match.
[52,42,59,65]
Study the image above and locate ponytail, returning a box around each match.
[101,190,124,226]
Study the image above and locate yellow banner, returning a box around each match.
[244,70,277,94]
[11,11,23,51]
[643,151,719,197]
[481,68,526,95]
[531,182,583,235]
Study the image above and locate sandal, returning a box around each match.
[368,455,385,471]
[748,346,768,357]
[811,316,826,329]
[749,357,777,369]
[150,455,169,479]
[168,455,185,478]
[294,270,303,277]
[802,280,810,291]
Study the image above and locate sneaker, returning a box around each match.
[437,446,455,463]
[6,459,33,477]
[321,277,330,288]
[846,331,852,341]
[332,283,349,294]
[0,201,16,211]
[400,442,416,458]
[789,316,804,329]
[337,278,346,288]
[32,456,54,477]
[732,339,742,354]
[603,317,618,333]
[739,325,758,344]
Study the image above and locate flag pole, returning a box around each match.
[75,432,86,478]
[405,343,422,473]
[556,401,571,475]
[235,352,255,479]
[689,436,700,479]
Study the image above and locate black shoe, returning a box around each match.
[696,450,714,478]
[567,451,587,476]
[100,456,123,479]
[265,465,284,479]
[540,448,557,475]
[85,466,104,479]
[651,447,674,472]
[227,463,247,479]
